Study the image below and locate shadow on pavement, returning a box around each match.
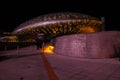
[0,53,40,62]
[0,56,11,61]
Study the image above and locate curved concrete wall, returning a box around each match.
[53,31,120,58]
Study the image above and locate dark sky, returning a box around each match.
[0,0,120,32]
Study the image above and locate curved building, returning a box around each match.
[12,12,119,59]
[12,12,104,39]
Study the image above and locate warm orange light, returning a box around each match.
[80,27,95,32]
[25,39,36,42]
[40,44,54,54]
[9,36,17,39]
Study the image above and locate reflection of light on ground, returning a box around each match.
[40,44,54,54]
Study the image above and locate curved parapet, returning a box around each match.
[53,31,120,58]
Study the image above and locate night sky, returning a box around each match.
[0,0,120,32]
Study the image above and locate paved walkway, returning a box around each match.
[0,54,49,80]
[0,46,120,80]
[46,54,120,80]
[40,53,58,80]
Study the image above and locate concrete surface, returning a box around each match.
[0,46,120,80]
[54,31,120,58]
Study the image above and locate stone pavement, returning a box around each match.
[0,54,49,80]
[0,46,120,80]
[46,54,120,80]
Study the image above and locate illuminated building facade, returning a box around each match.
[12,12,104,41]
[12,12,120,58]
[0,36,18,42]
